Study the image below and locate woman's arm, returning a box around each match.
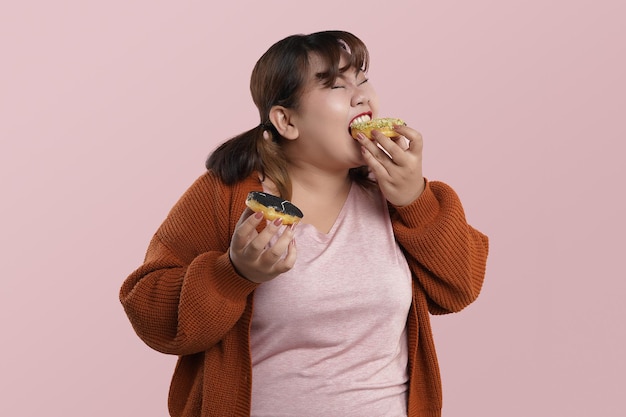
[119,173,260,355]
[390,180,489,314]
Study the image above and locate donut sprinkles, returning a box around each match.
[350,117,406,140]
[245,191,304,225]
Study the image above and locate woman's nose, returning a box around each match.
[351,88,369,107]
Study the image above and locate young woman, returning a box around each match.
[120,30,489,417]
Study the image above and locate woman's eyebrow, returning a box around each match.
[340,68,362,80]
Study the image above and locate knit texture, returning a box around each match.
[120,171,489,417]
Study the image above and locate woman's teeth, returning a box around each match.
[350,114,371,128]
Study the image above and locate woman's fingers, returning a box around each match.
[231,209,263,250]
[356,124,425,206]
[275,237,297,273]
[393,124,423,156]
[262,224,297,271]
[357,132,397,178]
[230,209,298,283]
[243,217,286,257]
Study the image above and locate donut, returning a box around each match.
[245,191,304,225]
[350,117,406,139]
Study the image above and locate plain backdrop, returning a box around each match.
[1,1,624,416]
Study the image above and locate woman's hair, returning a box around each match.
[206,30,372,199]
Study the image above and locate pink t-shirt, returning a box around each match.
[250,183,413,417]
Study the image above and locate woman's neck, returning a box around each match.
[281,166,352,234]
[288,165,352,201]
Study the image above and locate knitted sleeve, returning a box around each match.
[390,180,489,314]
[119,173,259,355]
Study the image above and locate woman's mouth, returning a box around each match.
[349,113,372,135]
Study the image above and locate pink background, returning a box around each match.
[1,1,624,416]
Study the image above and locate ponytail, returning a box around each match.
[205,126,261,185]
[205,125,293,199]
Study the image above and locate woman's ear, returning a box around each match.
[269,106,299,140]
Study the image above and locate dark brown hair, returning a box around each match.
[206,30,372,199]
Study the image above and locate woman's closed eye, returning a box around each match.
[331,78,368,89]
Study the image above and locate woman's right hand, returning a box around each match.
[229,208,297,283]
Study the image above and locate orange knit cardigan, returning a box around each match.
[120,171,489,417]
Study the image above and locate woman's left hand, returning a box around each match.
[356,124,425,206]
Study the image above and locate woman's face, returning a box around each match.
[285,53,380,172]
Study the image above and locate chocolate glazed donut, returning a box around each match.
[246,191,304,225]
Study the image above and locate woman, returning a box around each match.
[120,30,489,417]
